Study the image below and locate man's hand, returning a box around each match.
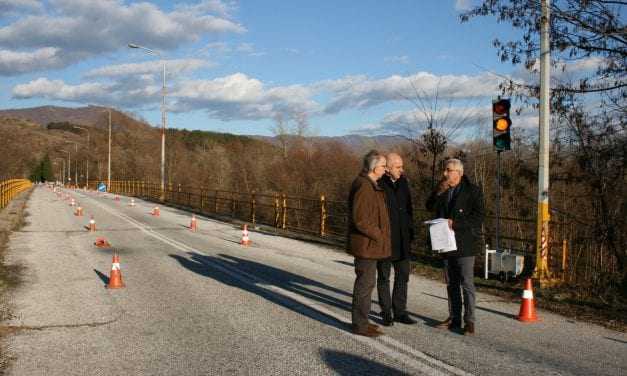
[436,179,450,194]
[448,219,453,230]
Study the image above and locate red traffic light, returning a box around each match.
[493,99,510,115]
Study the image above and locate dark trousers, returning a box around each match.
[443,256,476,324]
[376,259,410,317]
[352,258,378,330]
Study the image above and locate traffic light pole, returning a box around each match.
[496,150,502,252]
[535,0,552,285]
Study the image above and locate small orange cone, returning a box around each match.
[130,199,135,207]
[240,224,251,246]
[190,214,197,232]
[75,206,83,216]
[70,198,76,207]
[152,206,160,216]
[88,215,96,232]
[517,278,539,322]
[106,253,124,289]
[94,237,111,248]
[114,195,120,201]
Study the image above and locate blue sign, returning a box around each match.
[97,182,106,192]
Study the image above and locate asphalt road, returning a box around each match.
[3,185,626,375]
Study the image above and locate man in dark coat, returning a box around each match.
[426,158,485,335]
[347,150,392,337]
[376,153,416,326]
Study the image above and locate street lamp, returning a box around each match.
[59,149,70,185]
[128,43,167,199]
[74,126,90,188]
[65,141,78,187]
[54,158,65,185]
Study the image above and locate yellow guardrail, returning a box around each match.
[0,179,32,209]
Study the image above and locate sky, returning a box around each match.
[0,0,605,137]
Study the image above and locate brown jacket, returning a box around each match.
[347,173,392,259]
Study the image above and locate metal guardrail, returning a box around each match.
[0,179,32,209]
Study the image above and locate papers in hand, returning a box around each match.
[424,218,457,253]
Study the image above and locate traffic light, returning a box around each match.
[492,98,511,151]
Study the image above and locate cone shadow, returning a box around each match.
[93,269,109,286]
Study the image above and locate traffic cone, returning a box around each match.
[517,278,539,322]
[70,198,75,207]
[106,253,124,289]
[75,205,83,216]
[190,214,197,232]
[88,215,96,232]
[130,198,135,207]
[94,237,111,248]
[152,206,160,216]
[240,224,251,246]
[114,195,120,201]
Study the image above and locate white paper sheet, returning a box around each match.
[424,218,457,252]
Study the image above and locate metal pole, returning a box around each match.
[74,143,78,187]
[108,109,112,192]
[536,0,551,283]
[160,60,167,200]
[86,132,89,188]
[496,150,501,252]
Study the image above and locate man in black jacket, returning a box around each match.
[377,153,417,326]
[426,158,485,335]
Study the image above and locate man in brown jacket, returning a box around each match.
[347,150,392,337]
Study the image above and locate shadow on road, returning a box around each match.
[170,252,352,332]
[422,292,516,320]
[93,269,109,286]
[320,349,410,375]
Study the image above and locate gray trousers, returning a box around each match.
[443,256,476,324]
[352,258,377,330]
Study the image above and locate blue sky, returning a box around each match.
[0,0,602,137]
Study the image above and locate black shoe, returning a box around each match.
[381,311,394,326]
[394,314,417,325]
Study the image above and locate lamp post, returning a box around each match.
[128,43,167,199]
[68,142,78,187]
[73,126,90,188]
[54,158,65,185]
[59,150,70,185]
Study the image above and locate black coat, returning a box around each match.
[425,175,485,258]
[378,174,414,260]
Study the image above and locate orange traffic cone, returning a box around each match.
[70,198,76,207]
[106,253,124,289]
[75,206,83,216]
[240,224,251,246]
[130,199,135,207]
[517,278,539,322]
[94,237,111,248]
[152,206,160,216]
[114,195,120,201]
[190,214,197,232]
[88,215,96,232]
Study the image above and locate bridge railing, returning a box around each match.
[99,180,613,287]
[0,179,32,209]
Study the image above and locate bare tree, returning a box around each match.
[401,77,484,188]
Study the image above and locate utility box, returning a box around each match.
[484,247,525,280]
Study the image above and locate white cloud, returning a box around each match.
[384,55,410,65]
[84,59,212,78]
[0,0,245,75]
[0,0,43,15]
[0,47,67,75]
[12,77,109,101]
[320,71,501,114]
[454,0,473,12]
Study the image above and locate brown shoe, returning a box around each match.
[352,325,382,337]
[367,323,380,331]
[435,317,453,329]
[463,322,475,336]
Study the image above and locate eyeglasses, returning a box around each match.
[445,168,460,172]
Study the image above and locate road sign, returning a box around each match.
[98,182,106,192]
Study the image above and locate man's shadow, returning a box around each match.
[170,252,354,331]
[171,252,439,329]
